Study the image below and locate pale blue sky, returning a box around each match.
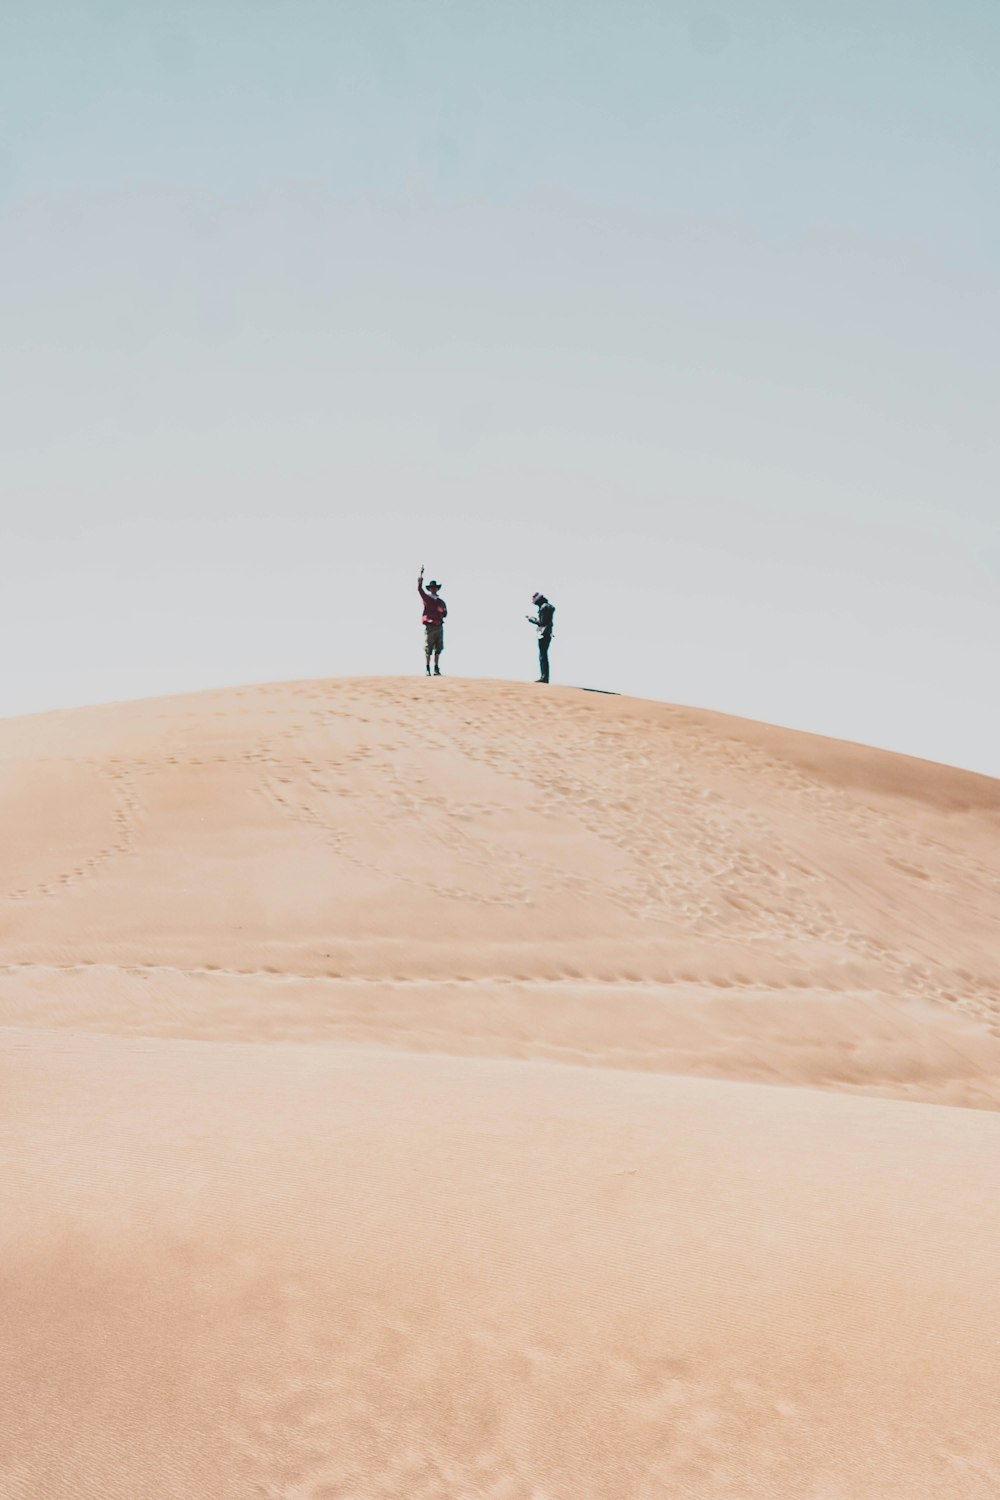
[2,1,998,773]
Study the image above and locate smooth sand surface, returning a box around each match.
[2,677,999,1498]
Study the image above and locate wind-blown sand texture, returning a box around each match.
[2,677,999,1499]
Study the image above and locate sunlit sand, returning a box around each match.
[3,677,999,1498]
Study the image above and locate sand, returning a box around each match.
[2,676,999,1498]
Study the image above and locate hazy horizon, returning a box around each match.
[3,1,998,775]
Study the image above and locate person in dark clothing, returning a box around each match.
[418,567,447,676]
[527,591,555,683]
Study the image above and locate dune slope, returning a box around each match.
[2,677,999,1498]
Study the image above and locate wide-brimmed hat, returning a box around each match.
[427,580,441,590]
[532,591,545,604]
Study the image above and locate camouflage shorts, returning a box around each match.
[424,623,444,654]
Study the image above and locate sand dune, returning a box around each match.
[2,677,999,1497]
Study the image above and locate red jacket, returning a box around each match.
[418,582,447,625]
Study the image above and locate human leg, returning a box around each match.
[428,624,443,674]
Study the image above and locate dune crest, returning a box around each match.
[3,678,999,1498]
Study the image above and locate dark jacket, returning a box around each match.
[418,583,448,625]
[531,600,555,637]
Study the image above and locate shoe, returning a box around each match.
[535,678,549,684]
[425,666,431,676]
[433,667,442,676]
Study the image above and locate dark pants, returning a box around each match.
[538,633,552,682]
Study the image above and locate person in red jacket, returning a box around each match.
[418,566,447,676]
